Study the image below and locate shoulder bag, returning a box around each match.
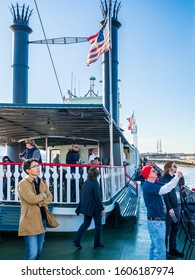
[45,207,59,228]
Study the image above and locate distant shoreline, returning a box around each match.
[150,158,195,168]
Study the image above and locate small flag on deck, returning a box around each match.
[87,17,110,66]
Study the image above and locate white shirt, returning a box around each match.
[88,153,98,163]
[159,176,180,195]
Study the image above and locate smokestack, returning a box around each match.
[9,3,33,103]
[101,0,121,125]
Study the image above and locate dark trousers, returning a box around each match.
[71,179,76,202]
[165,207,179,252]
[3,179,7,199]
[73,212,102,248]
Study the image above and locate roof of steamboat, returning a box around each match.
[0,103,132,147]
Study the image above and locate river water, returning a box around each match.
[158,164,195,190]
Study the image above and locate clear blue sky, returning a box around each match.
[0,0,195,153]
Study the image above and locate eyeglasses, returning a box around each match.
[30,164,40,169]
[173,165,177,168]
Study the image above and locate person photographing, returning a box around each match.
[141,165,182,260]
[160,161,184,258]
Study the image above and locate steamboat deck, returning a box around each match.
[0,187,193,260]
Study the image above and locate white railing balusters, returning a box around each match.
[52,166,58,203]
[66,167,72,203]
[0,163,128,204]
[6,165,12,201]
[59,166,63,203]
[74,167,80,203]
[100,168,105,200]
[14,168,20,201]
[82,167,88,181]
[44,166,51,197]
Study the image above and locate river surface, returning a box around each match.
[158,164,195,189]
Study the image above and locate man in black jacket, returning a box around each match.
[66,143,80,173]
[160,161,184,258]
[66,143,81,201]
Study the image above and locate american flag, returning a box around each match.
[131,125,137,134]
[127,112,135,130]
[87,17,110,66]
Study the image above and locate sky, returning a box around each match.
[0,0,195,154]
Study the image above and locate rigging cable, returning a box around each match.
[33,0,64,102]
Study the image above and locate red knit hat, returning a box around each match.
[141,165,153,179]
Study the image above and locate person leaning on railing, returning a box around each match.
[19,138,42,162]
[65,143,80,174]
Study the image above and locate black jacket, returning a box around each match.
[66,150,80,164]
[160,173,178,211]
[77,179,104,217]
[66,150,80,173]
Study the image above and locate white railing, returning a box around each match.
[0,163,127,205]
[125,163,137,178]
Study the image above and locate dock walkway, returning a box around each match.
[0,188,194,260]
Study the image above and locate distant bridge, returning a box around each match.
[140,153,195,167]
[140,153,195,159]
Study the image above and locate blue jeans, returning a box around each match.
[147,220,166,260]
[24,219,46,260]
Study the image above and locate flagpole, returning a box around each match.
[108,0,114,193]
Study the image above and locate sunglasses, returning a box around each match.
[30,164,40,169]
[173,165,177,168]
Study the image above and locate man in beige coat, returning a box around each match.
[18,158,52,260]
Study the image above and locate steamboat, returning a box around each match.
[0,1,140,233]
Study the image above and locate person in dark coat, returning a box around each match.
[72,167,105,249]
[65,143,80,173]
[53,153,60,164]
[66,143,80,201]
[160,161,184,258]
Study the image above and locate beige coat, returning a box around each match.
[18,175,52,236]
